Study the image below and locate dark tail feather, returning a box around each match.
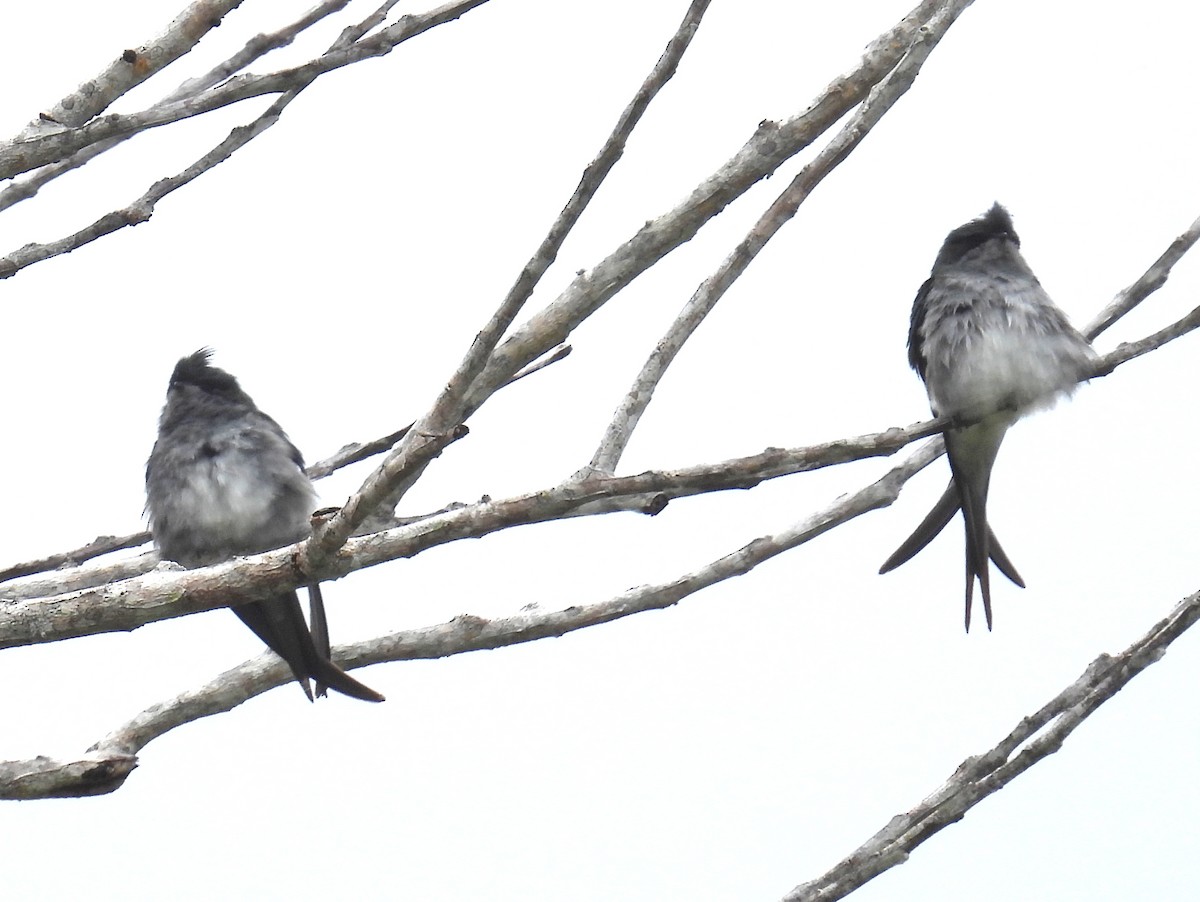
[957,484,992,632]
[949,457,994,633]
[233,594,316,701]
[304,584,383,702]
[964,556,975,633]
[307,654,386,703]
[879,483,958,574]
[232,592,385,703]
[308,584,331,699]
[880,480,1025,590]
[989,532,1024,588]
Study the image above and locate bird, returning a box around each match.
[879,203,1095,631]
[145,349,384,702]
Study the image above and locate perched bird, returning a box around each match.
[879,204,1095,631]
[146,349,384,702]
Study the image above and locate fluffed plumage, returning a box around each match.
[879,204,1095,630]
[146,349,384,702]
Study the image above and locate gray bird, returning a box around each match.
[146,349,384,702]
[879,204,1094,631]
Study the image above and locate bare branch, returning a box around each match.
[1090,302,1200,378]
[1083,209,1200,341]
[0,751,138,800]
[1,417,953,639]
[0,1,489,182]
[0,553,159,603]
[6,161,1198,796]
[0,648,299,798]
[3,269,1194,606]
[184,0,355,88]
[12,0,243,135]
[477,0,713,383]
[306,428,415,483]
[309,0,964,559]
[0,0,353,213]
[0,344,574,590]
[782,588,1200,901]
[0,0,489,279]
[6,273,1194,609]
[304,0,714,556]
[460,0,965,416]
[96,650,302,757]
[304,344,572,479]
[301,426,470,568]
[504,343,574,386]
[0,533,148,584]
[330,0,410,46]
[590,0,972,473]
[16,377,1198,799]
[0,440,943,799]
[0,92,297,278]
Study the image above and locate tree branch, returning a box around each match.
[0,439,944,799]
[0,415,950,640]
[0,0,353,213]
[304,0,716,554]
[1083,209,1200,341]
[3,272,1196,608]
[0,0,489,279]
[4,0,1198,828]
[0,1,490,182]
[782,587,1200,901]
[0,533,149,584]
[0,751,138,800]
[460,0,967,416]
[1090,301,1200,378]
[6,276,1197,611]
[12,0,243,135]
[0,344,573,591]
[9,389,1199,800]
[589,0,971,473]
[306,0,966,563]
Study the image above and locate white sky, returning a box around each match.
[2,1,1199,899]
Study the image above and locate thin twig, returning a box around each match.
[305,344,572,478]
[304,0,715,562]
[589,0,971,473]
[0,415,952,631]
[782,588,1200,901]
[0,0,489,279]
[5,276,1198,602]
[323,0,954,550]
[8,413,1199,799]
[0,0,353,213]
[10,0,242,136]
[0,343,573,588]
[0,1,490,182]
[0,441,943,799]
[1083,210,1200,341]
[0,554,158,603]
[1090,303,1200,377]
[459,0,954,418]
[15,265,1186,600]
[0,533,148,584]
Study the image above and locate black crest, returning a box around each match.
[933,202,1020,268]
[169,348,252,405]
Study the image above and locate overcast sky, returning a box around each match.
[2,2,1199,900]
